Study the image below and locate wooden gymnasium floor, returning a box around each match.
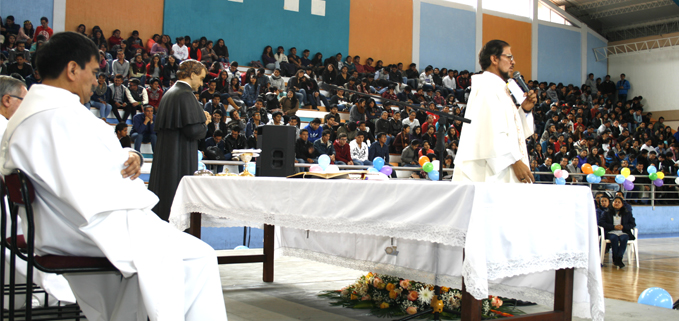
[600,237,679,303]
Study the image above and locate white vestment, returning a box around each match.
[0,115,76,309]
[0,85,227,321]
[452,72,533,183]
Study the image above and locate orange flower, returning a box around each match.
[373,277,386,290]
[366,272,374,278]
[406,306,418,315]
[389,290,398,299]
[407,290,418,301]
[380,302,389,309]
[399,280,411,290]
[441,286,450,293]
[386,283,396,292]
[350,294,358,300]
[361,294,371,301]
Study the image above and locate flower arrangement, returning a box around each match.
[320,272,521,319]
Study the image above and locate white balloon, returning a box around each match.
[561,170,569,179]
[627,175,636,182]
[325,165,340,173]
[675,177,679,185]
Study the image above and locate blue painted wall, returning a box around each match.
[419,3,476,72]
[202,227,263,250]
[586,32,607,82]
[0,0,53,34]
[163,0,350,66]
[632,206,679,235]
[537,24,581,86]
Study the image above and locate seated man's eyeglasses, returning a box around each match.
[5,95,23,101]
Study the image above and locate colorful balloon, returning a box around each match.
[310,165,323,172]
[627,175,636,182]
[586,174,597,183]
[623,180,634,191]
[647,165,657,174]
[582,164,593,174]
[592,165,599,172]
[594,167,606,177]
[373,157,385,171]
[676,177,679,185]
[379,165,393,176]
[594,176,602,184]
[621,167,630,177]
[555,177,566,185]
[649,173,658,181]
[326,165,340,173]
[656,172,665,180]
[561,170,569,179]
[615,175,626,184]
[318,154,331,170]
[554,169,563,178]
[368,167,379,173]
[551,163,561,172]
[638,287,673,309]
[422,162,434,173]
[653,179,664,187]
[431,160,440,170]
[419,156,430,167]
[428,170,439,181]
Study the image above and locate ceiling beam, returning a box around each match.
[588,0,676,19]
[576,0,633,11]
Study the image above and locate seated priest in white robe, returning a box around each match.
[453,40,537,183]
[0,32,227,321]
[0,75,76,309]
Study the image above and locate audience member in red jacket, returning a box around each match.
[33,17,53,42]
[333,133,353,165]
[147,78,164,111]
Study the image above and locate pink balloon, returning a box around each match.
[561,170,569,179]
[554,169,563,178]
[310,165,323,172]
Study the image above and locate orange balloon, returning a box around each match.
[582,163,593,175]
[419,156,430,167]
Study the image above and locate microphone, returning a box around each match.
[512,71,530,93]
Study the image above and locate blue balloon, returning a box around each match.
[594,176,602,184]
[318,154,331,170]
[197,150,205,170]
[555,177,566,185]
[234,245,249,250]
[615,174,626,184]
[368,167,379,173]
[428,170,439,181]
[373,157,385,171]
[586,174,597,183]
[592,165,599,172]
[638,287,673,309]
[647,165,657,174]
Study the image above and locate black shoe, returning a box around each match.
[612,256,621,267]
[618,257,625,268]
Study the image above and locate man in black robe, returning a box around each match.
[149,59,211,221]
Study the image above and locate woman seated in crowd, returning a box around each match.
[146,54,163,83]
[598,196,636,268]
[161,55,178,87]
[18,20,34,42]
[262,46,277,70]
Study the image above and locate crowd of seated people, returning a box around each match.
[2,19,677,194]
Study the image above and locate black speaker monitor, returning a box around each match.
[256,125,296,177]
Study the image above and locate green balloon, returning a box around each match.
[551,164,561,172]
[423,162,434,173]
[649,173,658,181]
[594,167,606,177]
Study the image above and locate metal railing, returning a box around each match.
[180,160,679,208]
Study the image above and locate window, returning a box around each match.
[482,0,532,19]
[538,1,572,26]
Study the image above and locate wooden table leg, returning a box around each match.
[262,224,275,282]
[553,268,574,320]
[461,278,482,321]
[189,212,202,238]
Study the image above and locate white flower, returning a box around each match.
[418,287,434,305]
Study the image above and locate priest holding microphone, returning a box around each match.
[453,40,538,183]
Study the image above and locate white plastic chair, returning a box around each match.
[599,226,639,268]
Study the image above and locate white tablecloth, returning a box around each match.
[170,177,604,320]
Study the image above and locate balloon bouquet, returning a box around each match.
[549,163,570,185]
[579,163,607,185]
[366,157,393,176]
[310,154,340,173]
[418,156,440,181]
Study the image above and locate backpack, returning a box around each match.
[205,146,226,160]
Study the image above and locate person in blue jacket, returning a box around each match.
[616,73,630,104]
[304,118,324,143]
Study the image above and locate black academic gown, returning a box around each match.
[148,81,207,221]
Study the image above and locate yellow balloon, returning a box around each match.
[657,172,665,180]
[621,168,630,178]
